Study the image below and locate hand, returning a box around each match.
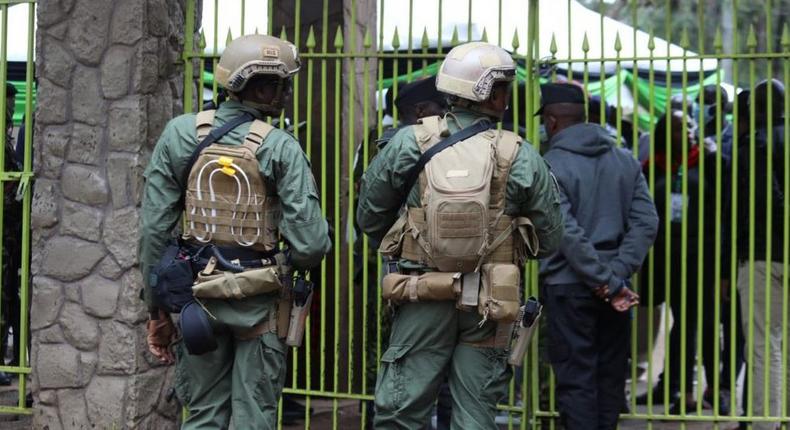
[610,287,639,312]
[593,285,610,300]
[147,309,176,364]
[721,279,731,303]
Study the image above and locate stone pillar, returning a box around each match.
[31,0,191,428]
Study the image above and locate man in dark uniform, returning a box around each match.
[0,83,21,386]
[538,83,658,429]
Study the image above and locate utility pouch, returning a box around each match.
[508,297,542,366]
[381,272,461,303]
[478,263,521,323]
[459,272,481,309]
[193,262,283,300]
[150,242,196,313]
[285,276,314,347]
[513,217,540,265]
[379,214,409,258]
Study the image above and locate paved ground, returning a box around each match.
[0,381,31,429]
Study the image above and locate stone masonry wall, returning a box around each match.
[30,0,191,428]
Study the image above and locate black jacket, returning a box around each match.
[540,123,659,291]
[640,148,732,302]
[735,124,785,262]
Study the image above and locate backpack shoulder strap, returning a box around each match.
[489,129,522,211]
[195,110,216,141]
[243,119,276,149]
[412,115,448,152]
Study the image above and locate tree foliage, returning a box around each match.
[579,0,790,87]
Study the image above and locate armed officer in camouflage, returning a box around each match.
[357,42,563,429]
[139,35,330,429]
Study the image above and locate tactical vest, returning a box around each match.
[184,110,282,252]
[380,114,540,271]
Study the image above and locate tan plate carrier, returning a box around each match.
[184,110,282,252]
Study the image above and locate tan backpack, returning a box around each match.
[183,110,282,252]
[391,114,524,272]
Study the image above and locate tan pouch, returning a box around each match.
[478,263,521,322]
[379,213,409,258]
[514,217,540,264]
[193,266,283,299]
[381,272,461,303]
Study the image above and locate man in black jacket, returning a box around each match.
[735,78,787,430]
[538,83,659,429]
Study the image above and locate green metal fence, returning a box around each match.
[183,0,789,428]
[0,0,35,417]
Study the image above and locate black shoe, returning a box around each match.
[281,395,313,424]
[0,372,11,386]
[668,399,698,415]
[635,384,680,406]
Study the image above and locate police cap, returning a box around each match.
[535,83,585,116]
[394,76,446,111]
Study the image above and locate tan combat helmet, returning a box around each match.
[436,42,516,103]
[215,34,300,92]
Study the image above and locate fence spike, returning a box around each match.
[197,30,206,51]
[392,27,400,50]
[680,27,690,50]
[306,26,316,50]
[647,30,655,51]
[614,32,622,52]
[481,27,489,43]
[334,25,344,50]
[421,27,430,50]
[714,27,723,52]
[280,26,288,42]
[581,32,589,53]
[450,26,459,46]
[549,33,557,55]
[747,25,757,50]
[363,27,372,49]
[511,29,520,50]
[226,28,234,46]
[783,24,790,50]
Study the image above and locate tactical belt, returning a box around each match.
[181,242,280,272]
[233,312,278,341]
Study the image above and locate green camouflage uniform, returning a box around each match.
[357,109,563,429]
[139,100,330,429]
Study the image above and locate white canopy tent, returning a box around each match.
[200,0,718,74]
[375,0,718,74]
[3,4,34,62]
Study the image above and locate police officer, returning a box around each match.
[139,34,330,429]
[357,42,563,429]
[538,83,658,429]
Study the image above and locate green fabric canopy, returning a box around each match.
[201,66,723,132]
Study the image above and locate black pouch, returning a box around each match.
[150,242,196,313]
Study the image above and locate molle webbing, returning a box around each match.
[399,117,521,269]
[401,208,515,266]
[184,111,281,252]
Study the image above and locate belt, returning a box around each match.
[184,243,279,272]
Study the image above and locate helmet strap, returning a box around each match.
[452,97,504,121]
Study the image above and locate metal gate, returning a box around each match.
[0,0,35,417]
[183,0,790,428]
